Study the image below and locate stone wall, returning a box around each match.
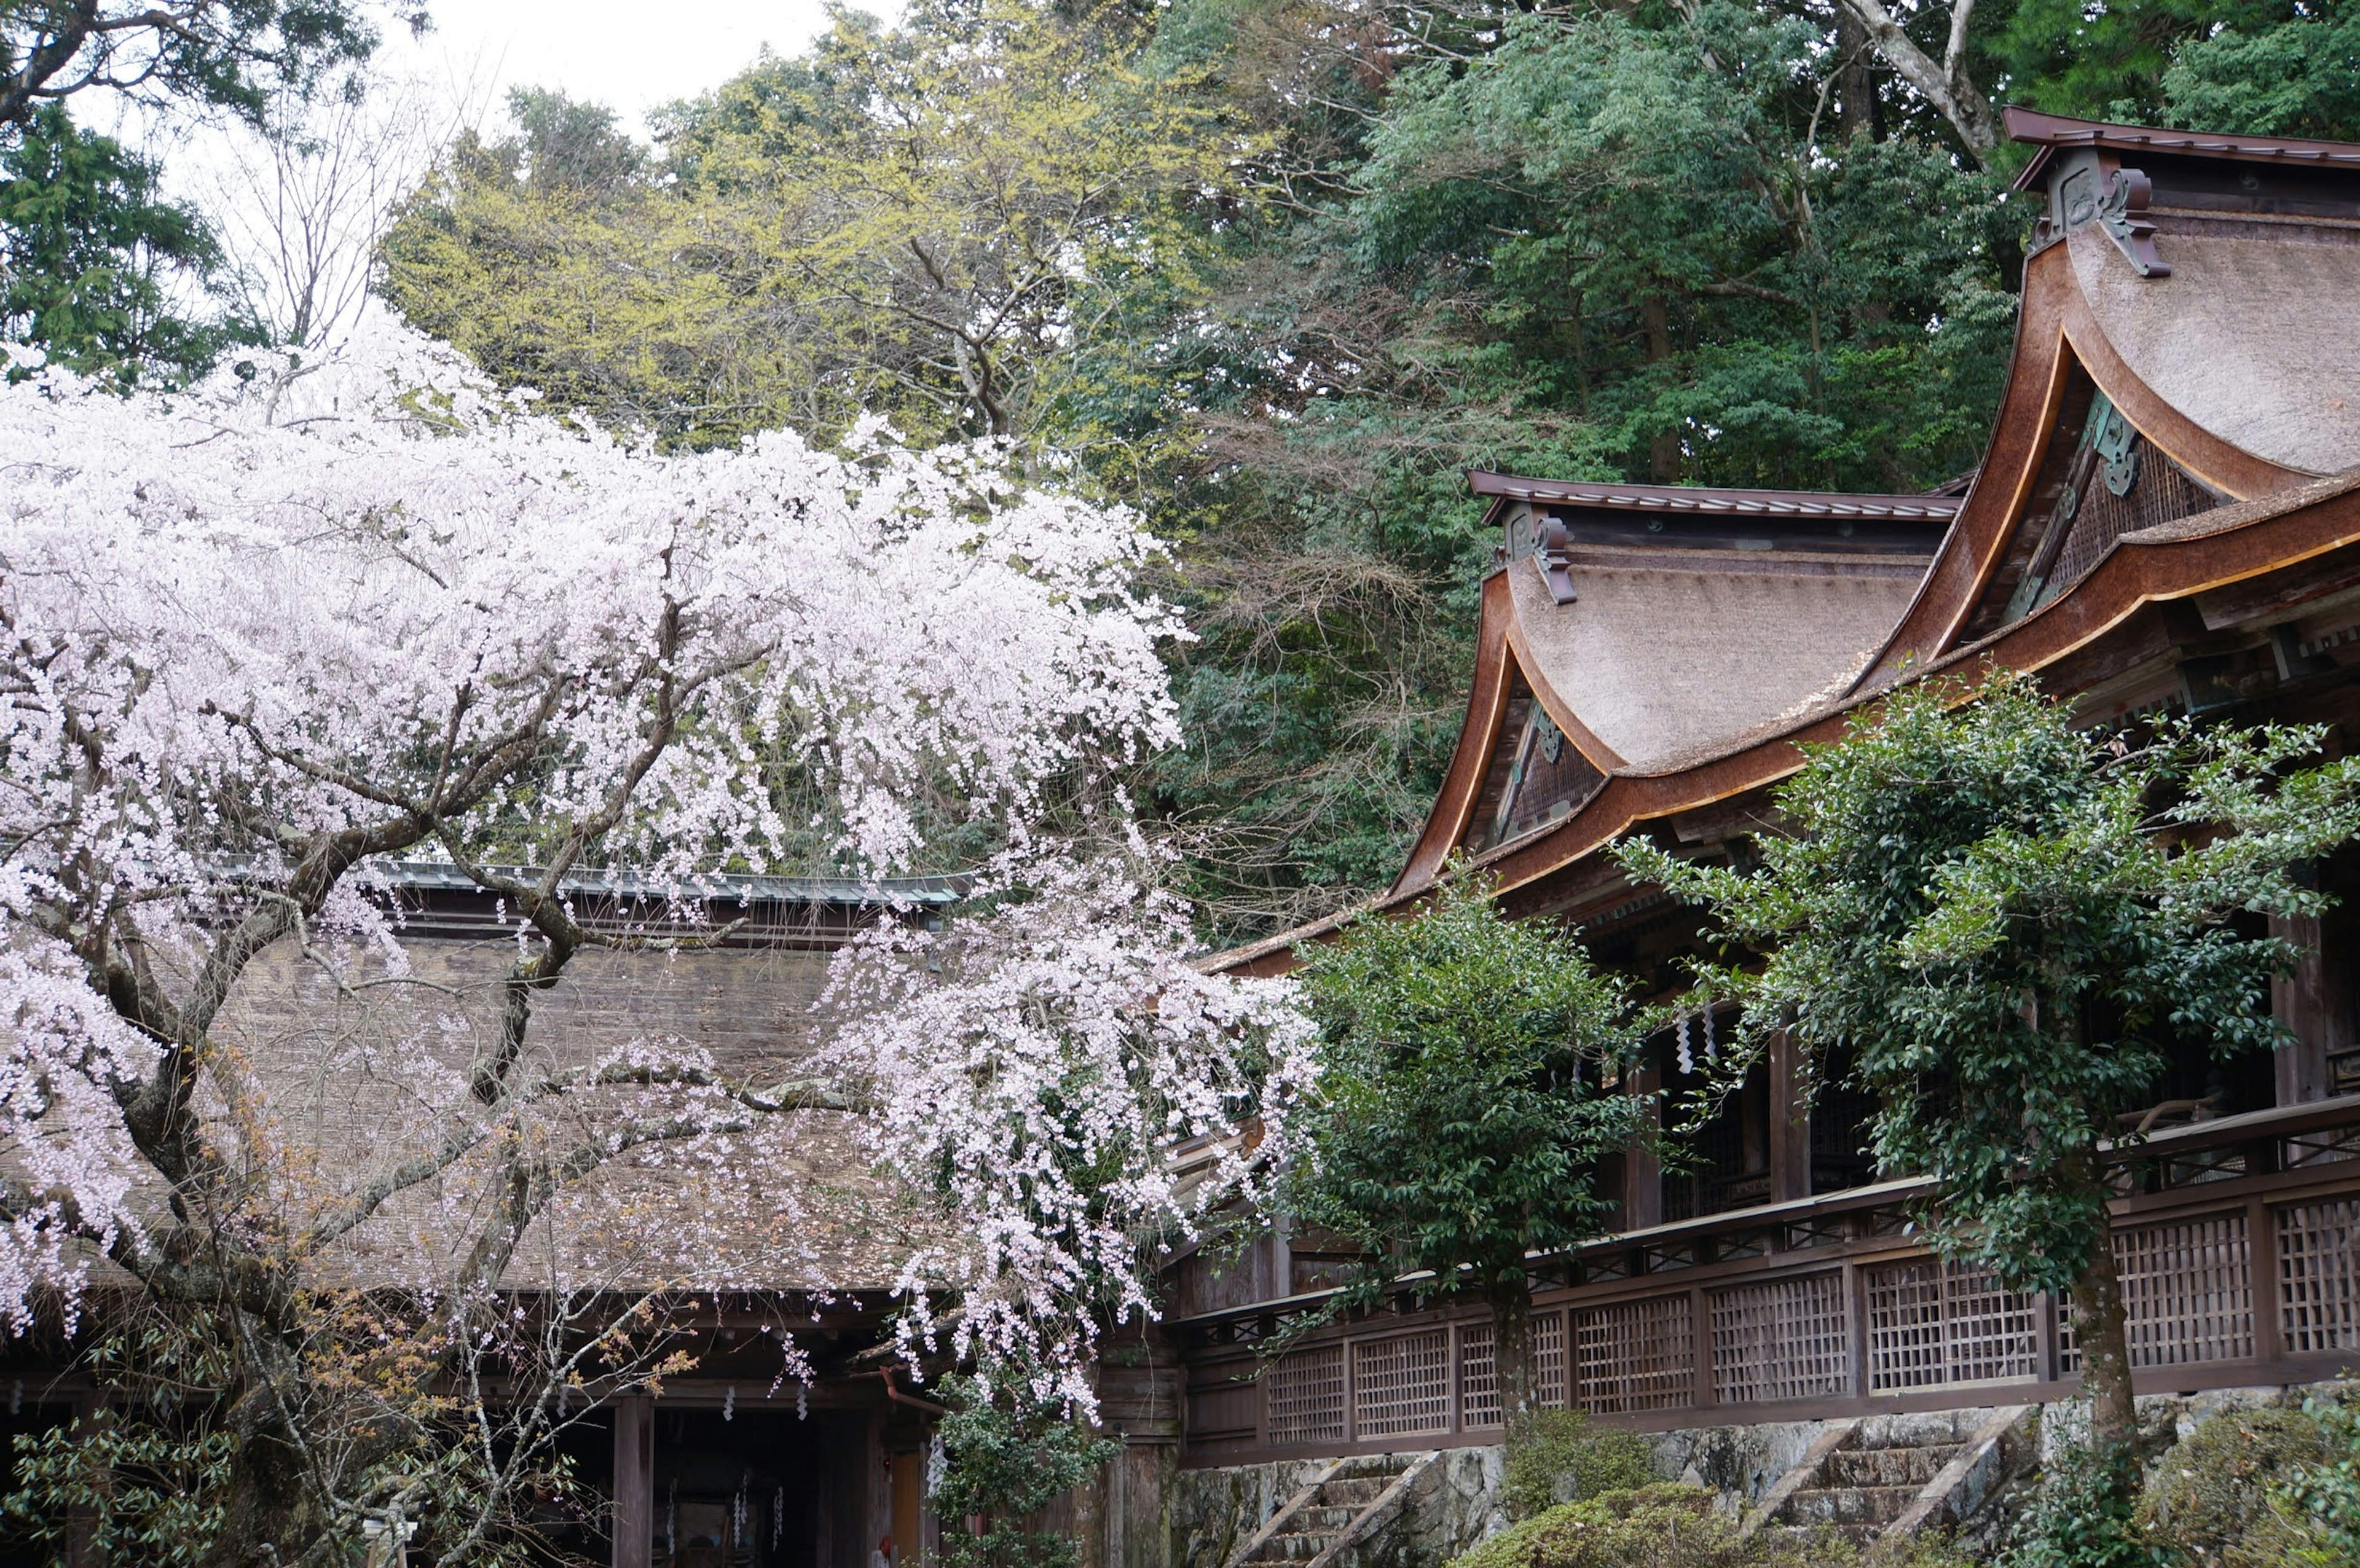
[1169,1449,1508,1568]
[1165,1386,2336,1568]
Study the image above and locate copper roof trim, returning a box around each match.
[2007,108,2360,189]
[1465,471,1965,520]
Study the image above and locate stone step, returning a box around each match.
[1245,1534,1332,1565]
[1318,1477,1390,1507]
[1290,1505,1361,1532]
[1822,1442,1964,1488]
[1777,1484,1923,1526]
[1855,1409,1993,1449]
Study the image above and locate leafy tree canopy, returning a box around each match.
[1286,872,1649,1413]
[0,102,256,383]
[373,0,2358,941]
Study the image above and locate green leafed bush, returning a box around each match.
[1450,1484,1741,1568]
[2138,1406,2327,1568]
[1503,1409,1658,1520]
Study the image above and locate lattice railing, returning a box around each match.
[1264,1346,1347,1445]
[1866,1257,2040,1390]
[1712,1272,1849,1405]
[1353,1331,1450,1440]
[1192,1150,2360,1457]
[1459,1313,1570,1429]
[2118,1213,2252,1367]
[1576,1295,1697,1414]
[2281,1199,2360,1354]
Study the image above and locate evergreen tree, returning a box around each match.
[1618,675,2360,1470]
[0,104,256,382]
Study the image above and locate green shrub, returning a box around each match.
[2000,1438,2157,1568]
[930,1374,1115,1568]
[1450,1484,1743,1568]
[2139,1406,2327,1567]
[1503,1409,1658,1519]
[2272,1386,2360,1566]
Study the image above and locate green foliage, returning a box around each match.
[2002,1435,2157,1568]
[1503,1409,1657,1521]
[1287,871,1650,1318]
[0,103,256,383]
[2161,6,2360,143]
[2273,1388,2360,1564]
[4,1411,234,1568]
[1,1319,240,1567]
[2139,1406,2327,1568]
[1448,1481,1978,1568]
[0,0,389,127]
[930,1374,1117,1568]
[1618,675,2360,1303]
[1449,1484,1742,1568]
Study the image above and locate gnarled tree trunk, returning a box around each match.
[1489,1279,1537,1425]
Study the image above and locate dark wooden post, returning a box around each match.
[2272,914,2335,1107]
[612,1394,653,1568]
[1767,1026,1811,1204]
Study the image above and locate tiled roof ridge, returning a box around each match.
[359,858,969,906]
[1466,469,1964,520]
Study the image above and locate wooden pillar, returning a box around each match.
[1624,1064,1664,1231]
[2273,914,2333,1106]
[1767,1026,1811,1204]
[612,1394,653,1568]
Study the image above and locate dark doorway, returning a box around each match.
[652,1407,863,1568]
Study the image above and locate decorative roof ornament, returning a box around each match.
[2054,159,2169,277]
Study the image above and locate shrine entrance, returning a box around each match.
[613,1397,879,1568]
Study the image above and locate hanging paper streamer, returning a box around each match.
[1674,1011,1694,1076]
[735,1470,750,1547]
[667,1481,677,1558]
[723,1384,736,1422]
[1703,1005,1717,1062]
[774,1484,785,1550]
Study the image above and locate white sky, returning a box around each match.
[385,0,864,132]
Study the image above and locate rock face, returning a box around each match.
[1167,1384,2347,1568]
[1171,1449,1504,1568]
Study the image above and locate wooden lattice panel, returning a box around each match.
[2279,1199,2360,1354]
[1944,1261,2040,1382]
[1866,1260,1948,1390]
[1264,1346,1347,1445]
[1866,1258,2038,1390]
[1353,1331,1450,1439]
[1711,1272,1849,1405]
[2049,436,2218,592]
[1576,1295,1696,1414]
[2118,1213,2252,1367]
[1459,1312,1570,1428]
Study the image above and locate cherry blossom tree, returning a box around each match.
[825,839,1316,1413]
[0,316,1302,1562]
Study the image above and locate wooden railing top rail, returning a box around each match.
[1168,1092,2360,1332]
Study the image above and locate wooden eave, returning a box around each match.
[1857,237,2313,689]
[1212,454,2360,979]
[1446,466,2360,928]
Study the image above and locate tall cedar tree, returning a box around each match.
[1288,875,1650,1419]
[1616,675,2360,1467]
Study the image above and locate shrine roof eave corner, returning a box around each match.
[1374,466,2360,936]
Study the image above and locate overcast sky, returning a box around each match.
[386,0,863,130]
